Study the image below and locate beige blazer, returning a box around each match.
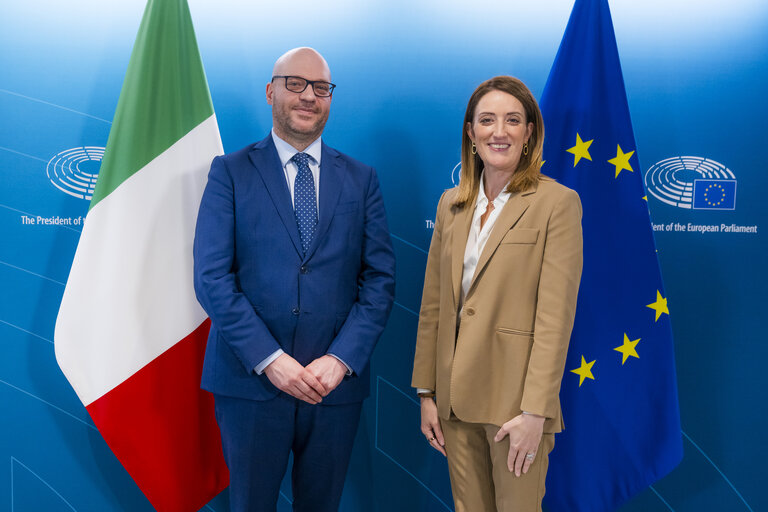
[412,178,583,433]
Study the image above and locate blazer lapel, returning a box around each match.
[303,143,343,261]
[248,137,303,256]
[466,183,537,298]
[451,202,473,307]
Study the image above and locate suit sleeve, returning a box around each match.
[411,191,447,390]
[520,188,583,418]
[326,167,395,373]
[193,155,282,373]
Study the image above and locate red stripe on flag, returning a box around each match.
[87,319,229,512]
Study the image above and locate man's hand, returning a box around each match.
[263,353,327,404]
[494,413,545,476]
[305,355,347,396]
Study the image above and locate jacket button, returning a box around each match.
[292,308,300,315]
[466,308,475,316]
[300,265,308,274]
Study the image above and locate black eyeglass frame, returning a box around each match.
[271,75,336,97]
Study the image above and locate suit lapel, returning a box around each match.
[303,143,343,261]
[248,137,303,256]
[466,183,537,298]
[451,202,473,307]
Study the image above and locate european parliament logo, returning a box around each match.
[46,146,104,200]
[644,156,736,210]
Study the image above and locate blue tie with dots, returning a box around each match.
[292,152,318,255]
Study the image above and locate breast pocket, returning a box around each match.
[500,228,539,245]
[332,201,363,255]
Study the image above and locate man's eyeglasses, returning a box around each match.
[272,75,336,97]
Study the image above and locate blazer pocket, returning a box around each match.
[335,200,359,215]
[496,326,534,337]
[500,228,539,245]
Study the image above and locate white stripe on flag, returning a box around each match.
[55,115,222,406]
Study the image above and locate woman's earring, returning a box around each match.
[523,142,529,156]
[471,142,477,155]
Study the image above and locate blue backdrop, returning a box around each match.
[1,0,766,510]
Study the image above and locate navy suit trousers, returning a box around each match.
[214,393,362,512]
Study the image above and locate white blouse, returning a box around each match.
[460,174,512,306]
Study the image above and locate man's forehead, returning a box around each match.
[272,48,331,80]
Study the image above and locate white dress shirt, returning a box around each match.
[254,130,350,376]
[271,129,322,207]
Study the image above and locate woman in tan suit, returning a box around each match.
[412,76,583,512]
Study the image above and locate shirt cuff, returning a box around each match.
[254,349,284,375]
[417,388,434,395]
[328,354,353,376]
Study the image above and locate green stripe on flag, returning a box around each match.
[91,0,214,209]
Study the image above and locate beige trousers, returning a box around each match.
[441,415,555,512]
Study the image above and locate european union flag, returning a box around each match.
[539,0,683,510]
[693,179,737,209]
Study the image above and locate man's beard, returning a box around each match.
[275,103,328,143]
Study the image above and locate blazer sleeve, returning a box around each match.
[326,167,395,373]
[520,187,583,418]
[193,155,282,373]
[411,191,448,390]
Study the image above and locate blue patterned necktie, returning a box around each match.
[292,152,318,255]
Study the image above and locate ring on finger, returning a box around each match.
[525,452,535,460]
[428,436,436,441]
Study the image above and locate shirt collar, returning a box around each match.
[271,128,322,167]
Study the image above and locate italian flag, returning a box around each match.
[54,0,229,510]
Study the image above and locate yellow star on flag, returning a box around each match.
[614,333,640,364]
[608,144,635,178]
[570,355,596,386]
[646,290,669,322]
[566,133,593,167]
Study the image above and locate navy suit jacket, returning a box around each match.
[193,135,395,404]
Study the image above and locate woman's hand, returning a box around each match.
[420,397,446,456]
[494,413,545,476]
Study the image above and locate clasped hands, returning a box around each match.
[264,353,347,404]
[421,397,544,476]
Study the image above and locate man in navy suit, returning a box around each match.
[193,47,395,512]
